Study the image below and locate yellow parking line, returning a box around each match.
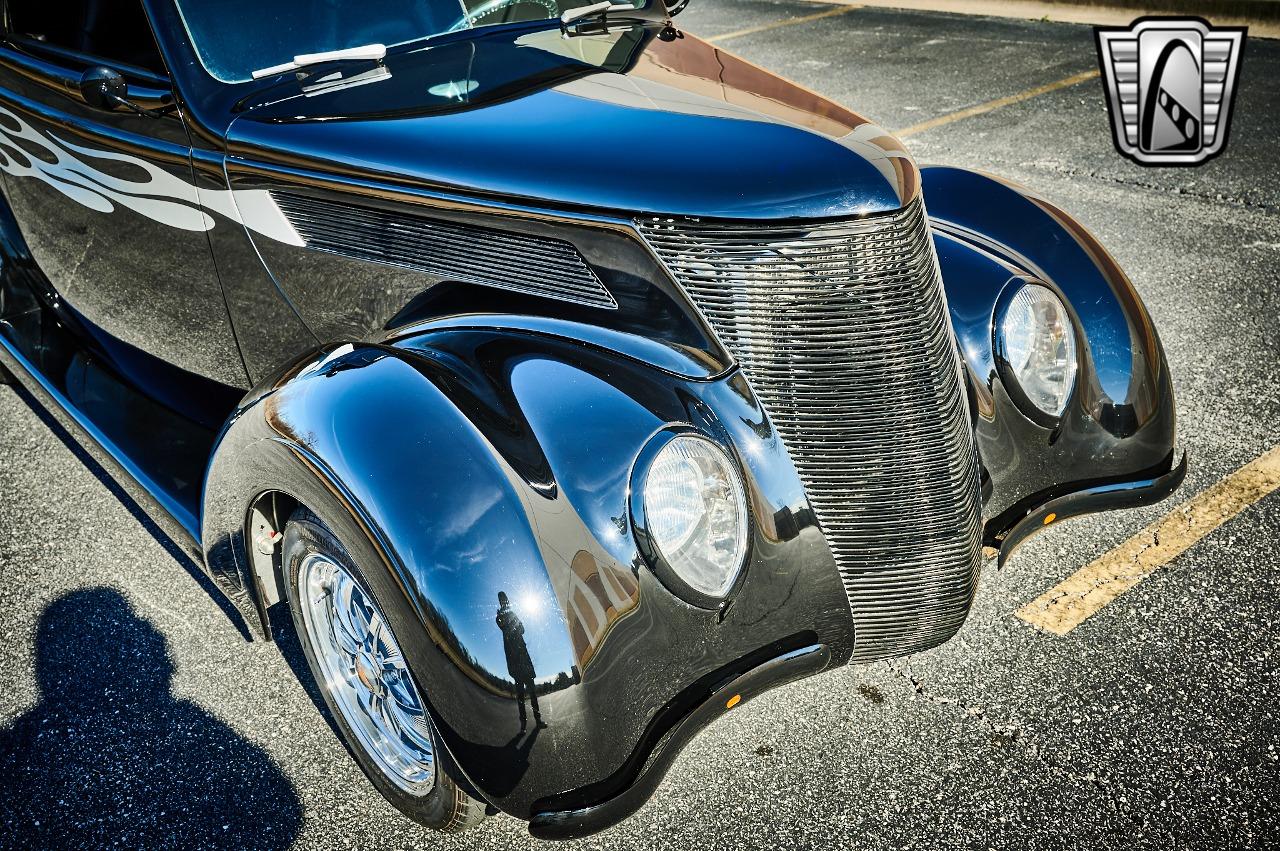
[705,5,860,43]
[1016,446,1280,636]
[893,69,1099,138]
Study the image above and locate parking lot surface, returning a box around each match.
[1,3,1277,849]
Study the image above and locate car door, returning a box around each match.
[0,0,247,387]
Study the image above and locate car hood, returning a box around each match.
[225,23,918,220]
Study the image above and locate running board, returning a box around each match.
[0,308,205,554]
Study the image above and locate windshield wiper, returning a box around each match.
[251,43,387,80]
[560,0,665,31]
[561,1,638,24]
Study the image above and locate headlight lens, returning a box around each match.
[642,435,748,599]
[1000,283,1078,417]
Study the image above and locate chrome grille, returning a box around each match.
[273,192,617,309]
[637,200,982,661]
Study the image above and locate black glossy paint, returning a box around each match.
[923,166,1179,538]
[247,188,730,376]
[0,41,247,388]
[0,0,1181,838]
[221,25,911,220]
[201,335,854,817]
[530,642,833,838]
[0,201,237,542]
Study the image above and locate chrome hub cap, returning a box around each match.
[299,553,436,794]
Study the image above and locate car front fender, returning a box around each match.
[200,328,854,824]
[923,165,1183,556]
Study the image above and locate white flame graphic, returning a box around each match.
[0,105,303,246]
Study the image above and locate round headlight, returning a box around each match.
[999,283,1078,418]
[640,434,748,603]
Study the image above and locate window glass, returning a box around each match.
[7,1,165,74]
[172,0,635,84]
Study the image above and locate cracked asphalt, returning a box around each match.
[1,3,1278,849]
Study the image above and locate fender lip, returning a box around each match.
[992,450,1189,568]
[528,640,832,841]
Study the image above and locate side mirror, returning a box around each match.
[78,66,171,117]
[79,66,129,112]
[664,0,689,16]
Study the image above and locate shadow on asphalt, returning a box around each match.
[0,588,302,850]
[268,600,346,745]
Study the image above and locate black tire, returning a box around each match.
[282,507,486,833]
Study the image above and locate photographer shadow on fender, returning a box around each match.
[0,587,302,850]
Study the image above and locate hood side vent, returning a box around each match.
[271,192,617,309]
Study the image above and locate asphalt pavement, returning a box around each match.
[1,3,1278,849]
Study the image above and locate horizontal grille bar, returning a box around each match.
[272,192,617,309]
[638,200,983,661]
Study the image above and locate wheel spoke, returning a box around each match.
[363,608,385,653]
[384,668,419,712]
[393,707,435,755]
[366,690,401,746]
[379,646,406,673]
[335,581,371,650]
[360,687,384,729]
[333,617,363,657]
[339,656,362,687]
[348,587,375,637]
[298,551,436,794]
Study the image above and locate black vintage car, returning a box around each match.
[0,0,1184,839]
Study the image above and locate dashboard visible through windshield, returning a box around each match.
[172,0,620,83]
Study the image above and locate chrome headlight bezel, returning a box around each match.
[994,281,1080,426]
[629,428,751,609]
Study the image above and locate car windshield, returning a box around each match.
[172,0,633,83]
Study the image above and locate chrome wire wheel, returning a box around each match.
[298,552,436,795]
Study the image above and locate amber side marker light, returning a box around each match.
[725,694,742,709]
[1043,513,1057,525]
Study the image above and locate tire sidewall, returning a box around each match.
[282,508,475,830]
